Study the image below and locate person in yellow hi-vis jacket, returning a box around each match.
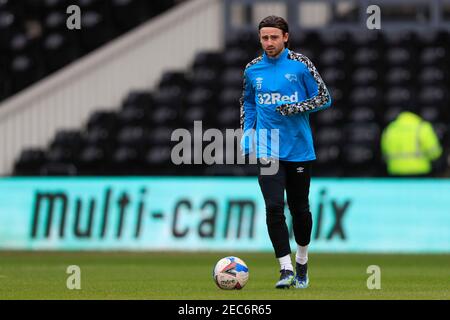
[381,110,443,176]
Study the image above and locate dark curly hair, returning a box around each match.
[258,15,290,48]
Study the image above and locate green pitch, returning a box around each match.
[0,252,449,300]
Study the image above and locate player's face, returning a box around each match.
[259,27,288,57]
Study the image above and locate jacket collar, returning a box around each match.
[263,48,289,64]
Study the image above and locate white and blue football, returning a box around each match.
[213,256,249,290]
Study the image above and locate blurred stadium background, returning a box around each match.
[0,0,449,299]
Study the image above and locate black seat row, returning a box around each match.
[0,0,179,102]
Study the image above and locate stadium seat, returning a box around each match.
[43,32,79,73]
[39,162,77,176]
[420,46,447,67]
[43,0,68,10]
[218,87,241,107]
[322,67,346,87]
[149,105,179,127]
[78,145,106,175]
[349,86,381,107]
[353,47,380,67]
[0,11,18,47]
[319,30,350,48]
[180,105,210,128]
[84,126,114,151]
[385,30,416,48]
[419,86,447,106]
[110,146,141,175]
[14,148,47,175]
[418,66,446,85]
[319,47,346,68]
[122,91,153,110]
[8,32,30,55]
[86,110,119,132]
[50,130,85,152]
[290,30,320,52]
[223,47,250,69]
[383,106,403,126]
[225,28,259,52]
[44,10,67,32]
[386,47,413,67]
[341,143,380,177]
[144,145,172,174]
[10,54,39,94]
[192,51,223,70]
[350,30,384,48]
[46,145,78,163]
[117,125,149,148]
[189,67,220,90]
[79,10,115,53]
[145,145,172,165]
[384,86,413,108]
[111,0,149,33]
[153,86,183,108]
[326,86,344,108]
[0,0,10,10]
[345,122,380,146]
[347,106,377,123]
[148,126,174,146]
[0,1,178,102]
[220,68,243,88]
[203,164,247,176]
[315,126,343,147]
[185,87,214,107]
[158,71,188,89]
[352,67,379,86]
[385,67,413,86]
[216,106,239,128]
[419,106,442,123]
[314,145,343,177]
[314,107,344,126]
[117,107,148,128]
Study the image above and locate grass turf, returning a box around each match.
[0,252,449,300]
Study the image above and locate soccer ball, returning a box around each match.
[213,256,249,290]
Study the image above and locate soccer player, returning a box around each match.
[240,16,332,289]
